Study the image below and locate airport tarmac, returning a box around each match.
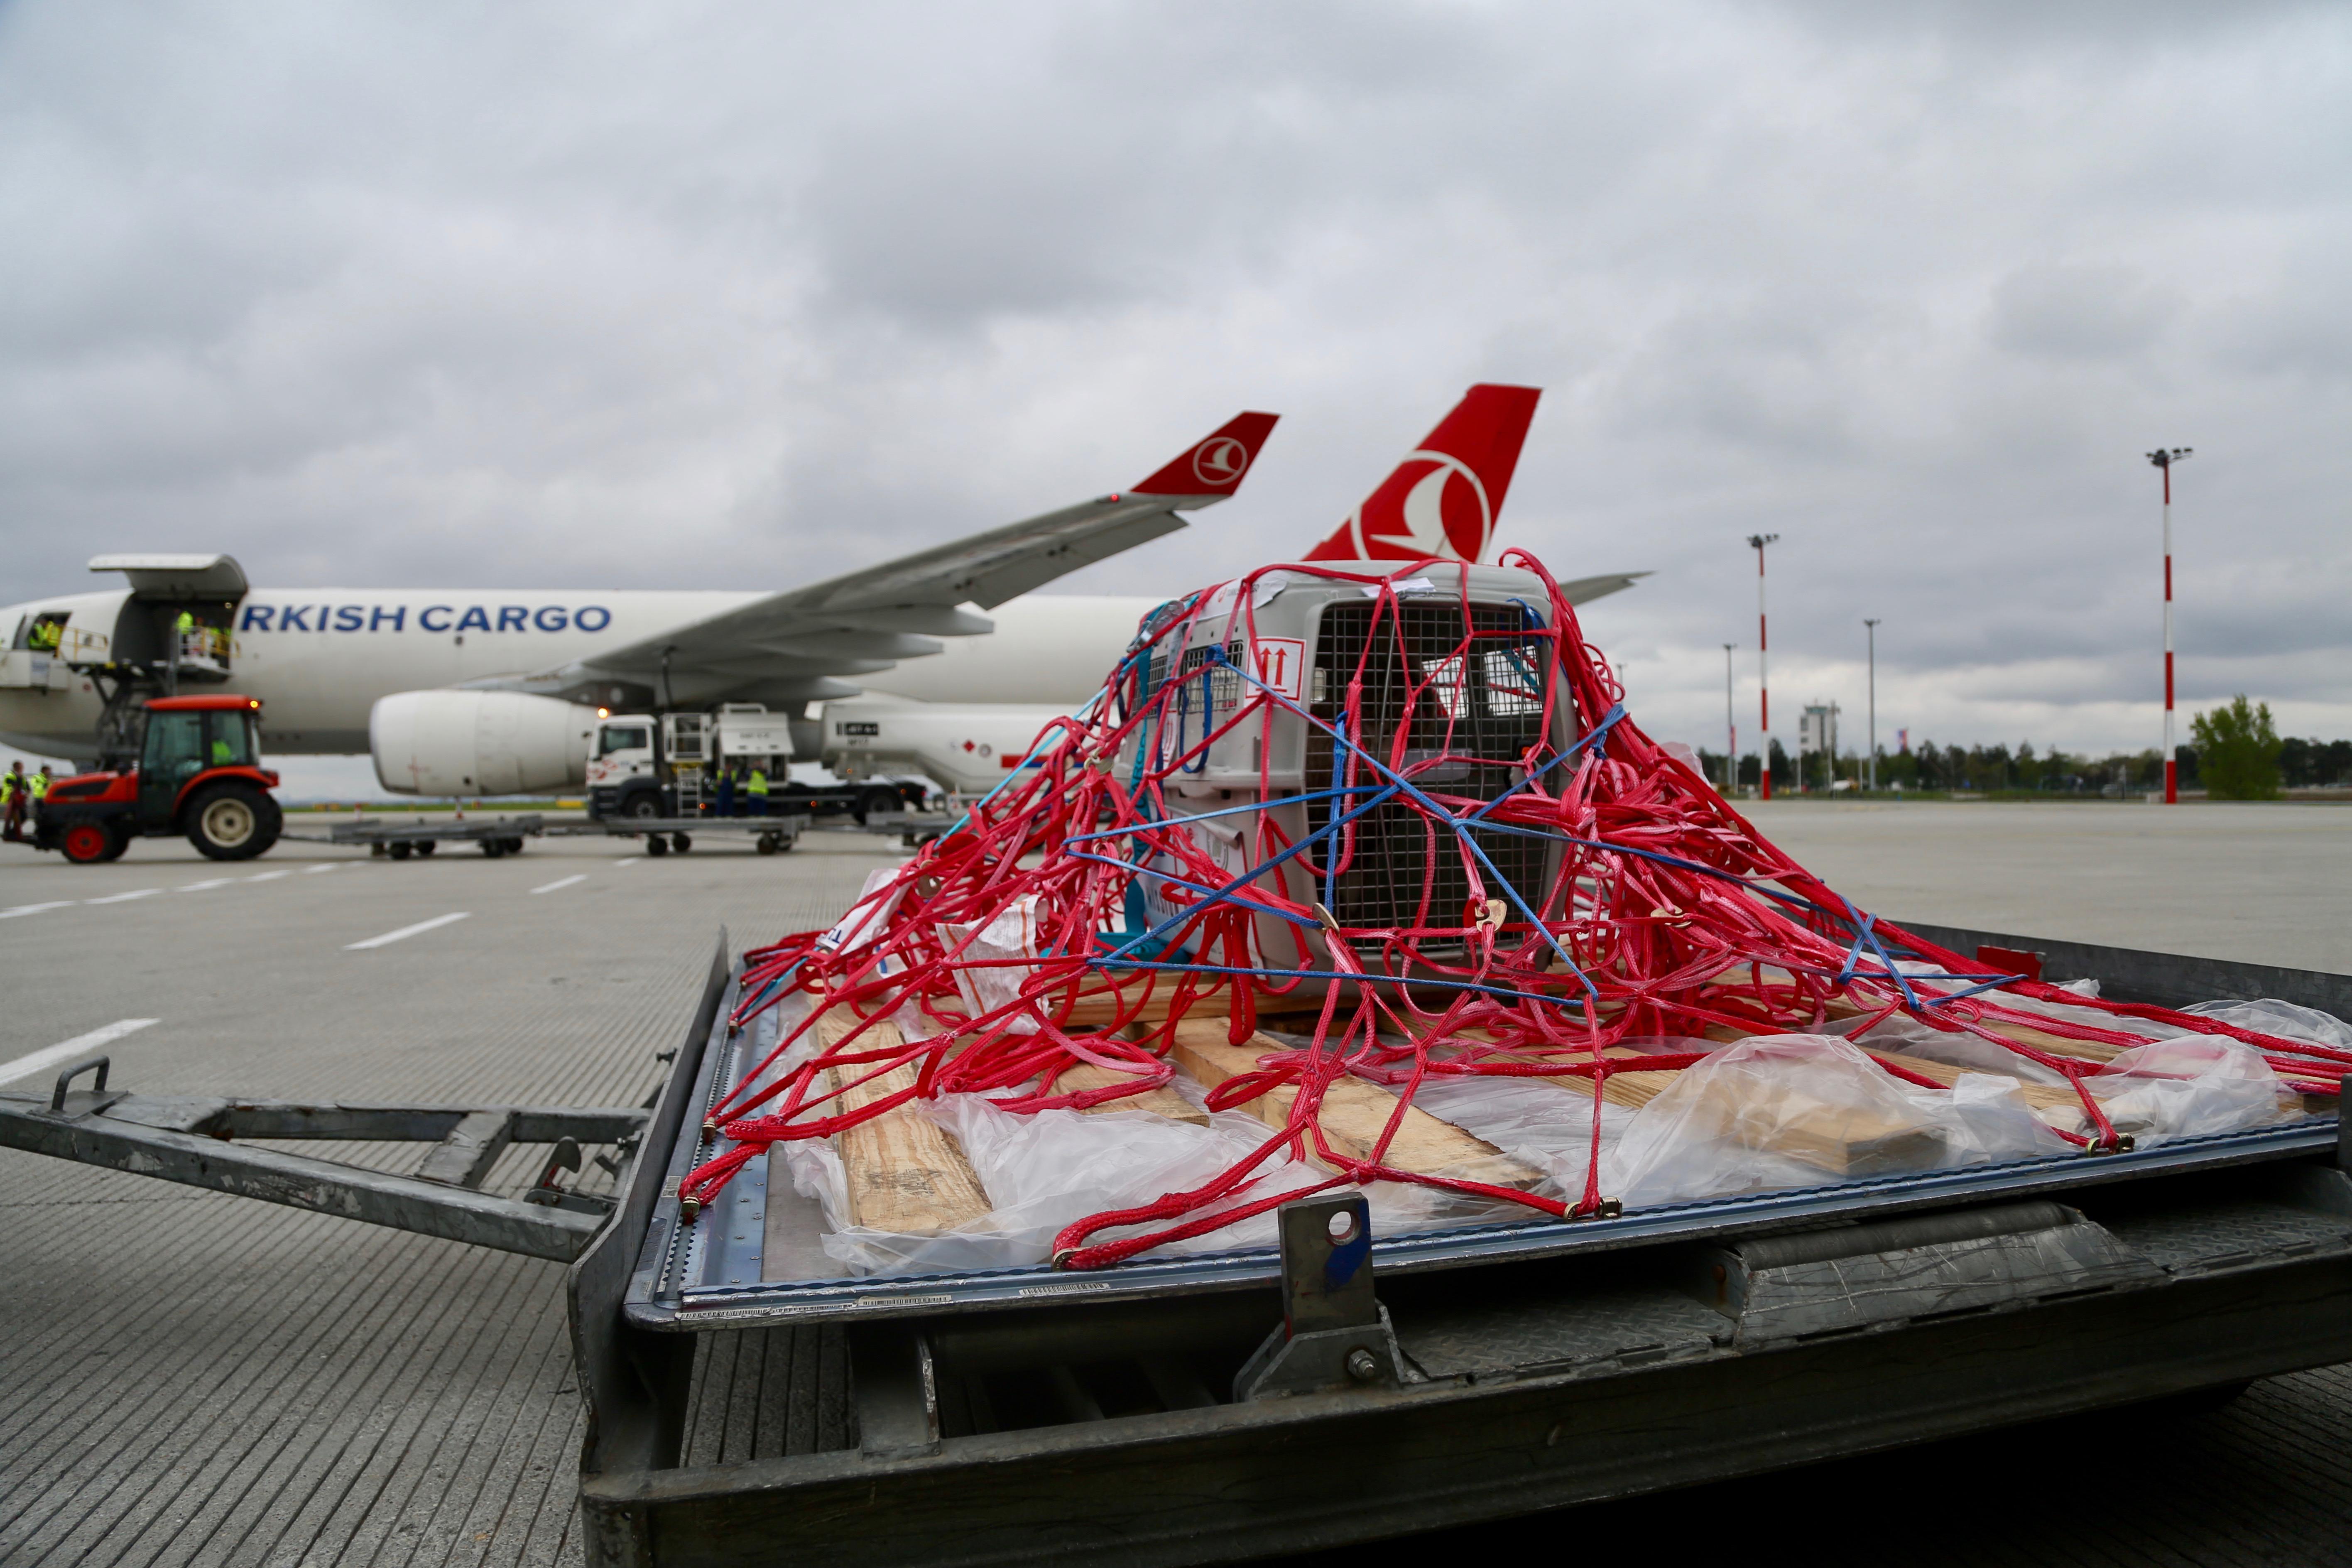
[2,805,2349,1566]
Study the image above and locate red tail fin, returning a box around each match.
[1301,384,1541,562]
[1129,411,1281,499]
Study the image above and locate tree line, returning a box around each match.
[1695,697,2345,800]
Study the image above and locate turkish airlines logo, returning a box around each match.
[1192,436,1252,487]
[1347,450,1493,561]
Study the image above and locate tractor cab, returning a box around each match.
[33,694,283,863]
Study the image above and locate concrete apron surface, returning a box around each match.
[2,807,2349,1567]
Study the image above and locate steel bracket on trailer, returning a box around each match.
[0,1055,647,1262]
[1233,1192,1406,1400]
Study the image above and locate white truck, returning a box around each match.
[586,703,928,828]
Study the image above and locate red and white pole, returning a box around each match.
[2147,448,2190,803]
[1747,534,1778,799]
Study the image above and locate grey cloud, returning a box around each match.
[1988,264,2176,360]
[0,0,2347,762]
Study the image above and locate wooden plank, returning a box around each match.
[1418,1025,1679,1111]
[1975,1018,2126,1064]
[1052,1063,1209,1125]
[1860,1048,2091,1134]
[813,1006,993,1235]
[1530,1056,1683,1112]
[1166,1020,1541,1186]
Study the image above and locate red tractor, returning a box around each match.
[34,693,284,864]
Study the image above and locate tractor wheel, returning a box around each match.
[187,784,279,861]
[61,821,115,864]
[96,831,130,861]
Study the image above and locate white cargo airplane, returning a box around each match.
[0,389,1642,799]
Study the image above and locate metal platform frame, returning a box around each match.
[0,1064,647,1262]
[563,928,2352,1567]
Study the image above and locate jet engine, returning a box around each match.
[370,691,596,796]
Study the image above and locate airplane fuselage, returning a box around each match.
[0,586,1160,759]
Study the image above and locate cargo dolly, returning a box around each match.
[282,810,819,859]
[6,926,2352,1567]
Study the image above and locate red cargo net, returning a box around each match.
[677,553,2350,1268]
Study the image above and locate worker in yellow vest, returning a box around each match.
[1,761,23,841]
[745,767,769,816]
[27,767,47,800]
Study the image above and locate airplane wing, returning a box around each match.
[1557,571,1649,606]
[488,412,1278,704]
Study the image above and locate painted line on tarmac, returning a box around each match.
[304,864,338,874]
[0,900,76,920]
[614,857,640,868]
[244,870,291,882]
[85,888,161,906]
[178,878,233,892]
[345,911,471,951]
[530,875,588,895]
[0,1018,161,1087]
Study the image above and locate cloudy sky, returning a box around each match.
[3,0,2347,787]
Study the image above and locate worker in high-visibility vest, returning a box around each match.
[745,767,769,816]
[27,767,47,800]
[27,620,59,653]
[0,761,23,841]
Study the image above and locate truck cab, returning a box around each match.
[33,694,282,862]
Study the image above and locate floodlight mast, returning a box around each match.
[1747,534,1779,799]
[1722,643,1737,796]
[2147,447,2192,803]
[1864,619,1880,792]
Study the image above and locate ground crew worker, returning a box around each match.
[746,765,769,816]
[212,733,235,765]
[28,766,47,802]
[27,619,59,652]
[714,765,735,818]
[1,762,23,841]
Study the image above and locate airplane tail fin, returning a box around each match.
[1128,411,1281,501]
[1301,384,1541,563]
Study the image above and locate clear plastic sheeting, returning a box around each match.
[2183,999,2352,1056]
[1599,1034,2073,1208]
[2088,1037,2301,1145]
[772,994,2339,1275]
[784,1098,1294,1275]
[782,1083,1539,1277]
[1828,1012,2075,1086]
